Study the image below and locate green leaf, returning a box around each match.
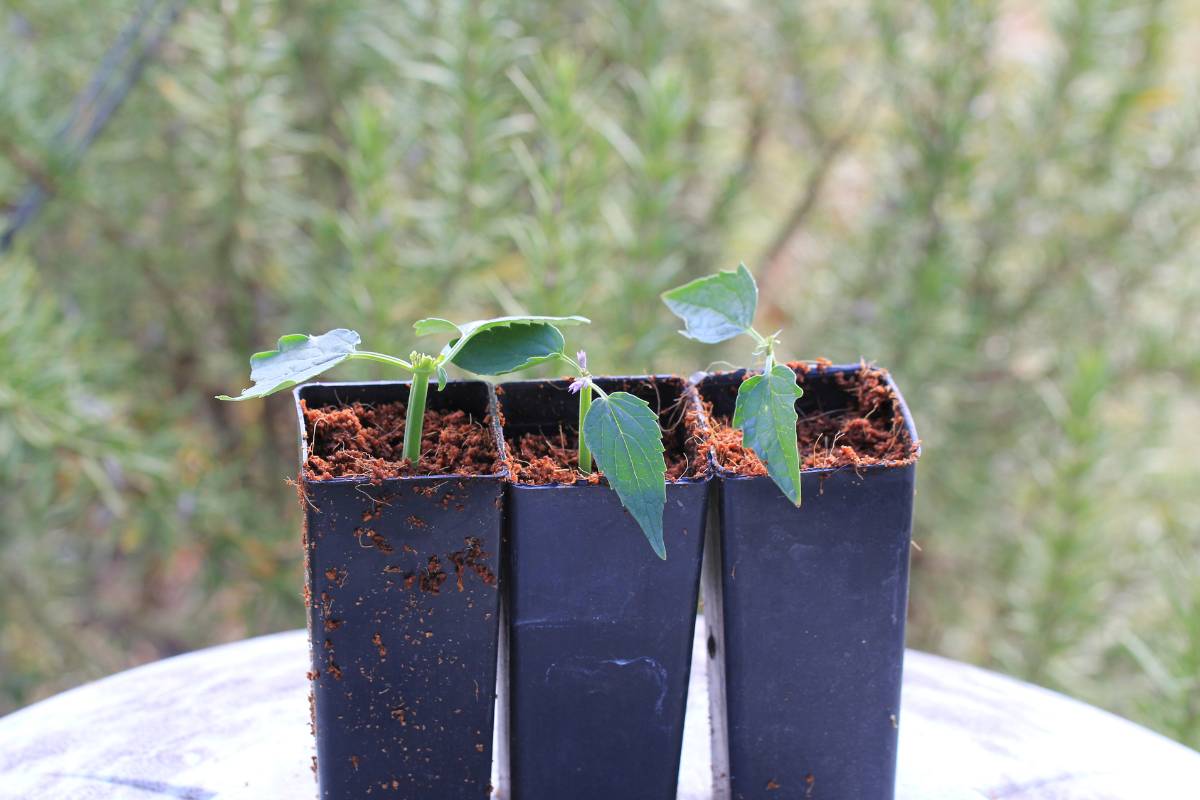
[450,321,569,376]
[413,317,461,337]
[661,263,757,343]
[440,315,589,374]
[733,365,804,505]
[217,329,361,401]
[584,391,668,558]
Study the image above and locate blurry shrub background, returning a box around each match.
[2,0,1198,746]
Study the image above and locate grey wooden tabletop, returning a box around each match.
[1,620,1198,800]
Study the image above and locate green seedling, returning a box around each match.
[662,263,804,505]
[559,348,668,559]
[219,314,668,557]
[218,315,587,463]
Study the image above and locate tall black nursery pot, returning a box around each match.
[497,375,710,800]
[697,364,921,800]
[295,380,505,800]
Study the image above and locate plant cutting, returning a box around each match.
[662,262,803,505]
[494,336,711,799]
[218,313,589,446]
[221,319,670,556]
[220,315,584,800]
[663,264,922,800]
[553,348,669,558]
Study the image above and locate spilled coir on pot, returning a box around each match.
[506,384,710,485]
[711,362,918,474]
[302,400,500,480]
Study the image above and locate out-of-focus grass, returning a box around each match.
[2,0,1198,748]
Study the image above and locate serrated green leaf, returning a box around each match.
[413,317,461,337]
[440,314,589,373]
[584,391,668,558]
[217,329,361,401]
[733,365,804,505]
[661,263,757,343]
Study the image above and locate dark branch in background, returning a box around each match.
[0,0,185,253]
[758,123,852,269]
[0,134,56,192]
[702,97,768,235]
[756,94,876,322]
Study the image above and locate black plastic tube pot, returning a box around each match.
[295,380,505,800]
[697,364,920,800]
[497,376,710,800]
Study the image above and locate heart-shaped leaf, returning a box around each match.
[449,321,571,376]
[733,365,804,505]
[439,315,589,375]
[217,329,361,401]
[584,391,668,558]
[661,263,757,344]
[413,317,461,337]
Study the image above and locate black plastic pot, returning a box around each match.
[497,376,710,800]
[697,364,920,800]
[295,380,505,800]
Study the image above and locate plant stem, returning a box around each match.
[748,326,776,371]
[555,351,602,474]
[353,351,414,370]
[403,369,432,463]
[577,381,593,474]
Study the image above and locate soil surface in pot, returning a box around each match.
[301,399,500,480]
[504,384,710,485]
[711,362,919,474]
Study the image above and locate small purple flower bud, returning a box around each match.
[576,350,588,371]
[568,377,586,394]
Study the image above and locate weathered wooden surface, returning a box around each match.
[1,621,1198,799]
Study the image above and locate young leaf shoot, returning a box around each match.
[560,348,669,559]
[662,263,804,505]
[584,390,668,558]
[218,315,589,464]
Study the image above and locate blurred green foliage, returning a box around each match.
[2,0,1198,747]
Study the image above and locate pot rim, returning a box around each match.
[495,373,712,487]
[692,361,922,479]
[293,379,509,484]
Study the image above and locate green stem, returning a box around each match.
[749,326,776,372]
[352,351,414,370]
[403,369,432,463]
[578,381,593,474]
[555,351,605,473]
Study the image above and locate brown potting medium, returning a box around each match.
[710,362,920,474]
[504,380,711,485]
[301,399,501,480]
